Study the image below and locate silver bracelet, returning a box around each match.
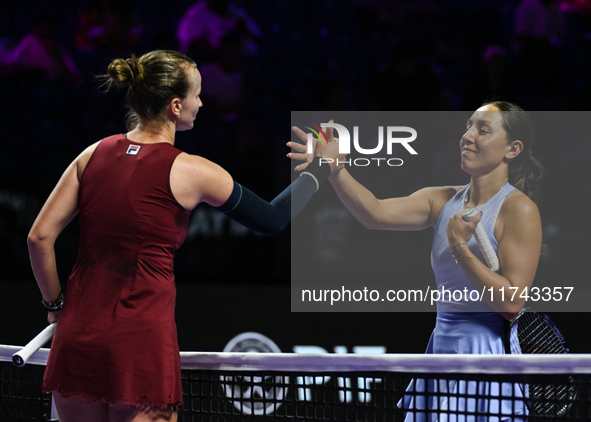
[41,292,64,312]
[299,171,319,192]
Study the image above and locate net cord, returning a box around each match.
[2,345,591,374]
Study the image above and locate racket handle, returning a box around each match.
[462,208,500,272]
[12,323,56,367]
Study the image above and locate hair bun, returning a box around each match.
[126,56,145,83]
[107,56,144,87]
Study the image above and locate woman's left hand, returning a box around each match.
[446,209,482,249]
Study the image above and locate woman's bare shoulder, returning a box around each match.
[173,152,228,177]
[501,189,540,218]
[411,185,463,227]
[496,188,541,241]
[75,141,102,181]
[428,184,463,209]
[171,152,233,209]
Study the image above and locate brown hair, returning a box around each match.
[99,50,196,129]
[483,101,543,203]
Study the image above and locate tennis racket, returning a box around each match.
[462,208,576,417]
[462,208,500,272]
[12,323,56,367]
[505,309,576,417]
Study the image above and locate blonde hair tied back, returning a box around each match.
[98,50,196,129]
[107,55,144,87]
[126,56,145,83]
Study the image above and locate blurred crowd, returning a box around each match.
[0,0,590,282]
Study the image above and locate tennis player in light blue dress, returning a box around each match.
[399,181,527,422]
[290,102,543,421]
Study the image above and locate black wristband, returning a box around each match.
[298,157,331,192]
[42,292,64,312]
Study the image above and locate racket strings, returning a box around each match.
[514,314,575,417]
[517,315,567,354]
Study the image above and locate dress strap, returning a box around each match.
[491,183,516,233]
[492,198,505,230]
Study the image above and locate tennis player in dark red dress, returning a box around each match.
[27,50,329,422]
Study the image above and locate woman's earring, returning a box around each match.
[176,113,181,119]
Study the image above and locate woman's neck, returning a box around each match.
[127,119,176,145]
[466,168,509,209]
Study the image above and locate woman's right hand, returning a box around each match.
[48,311,60,324]
[288,126,318,171]
[289,121,347,173]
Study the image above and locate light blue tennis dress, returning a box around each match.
[400,183,527,422]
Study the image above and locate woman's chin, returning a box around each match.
[177,122,194,132]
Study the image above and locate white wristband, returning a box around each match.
[299,171,319,192]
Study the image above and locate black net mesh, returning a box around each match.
[178,369,588,422]
[0,361,52,422]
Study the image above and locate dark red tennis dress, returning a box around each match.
[43,135,190,408]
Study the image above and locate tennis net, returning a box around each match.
[1,345,590,421]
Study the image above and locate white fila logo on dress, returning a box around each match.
[126,145,141,155]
